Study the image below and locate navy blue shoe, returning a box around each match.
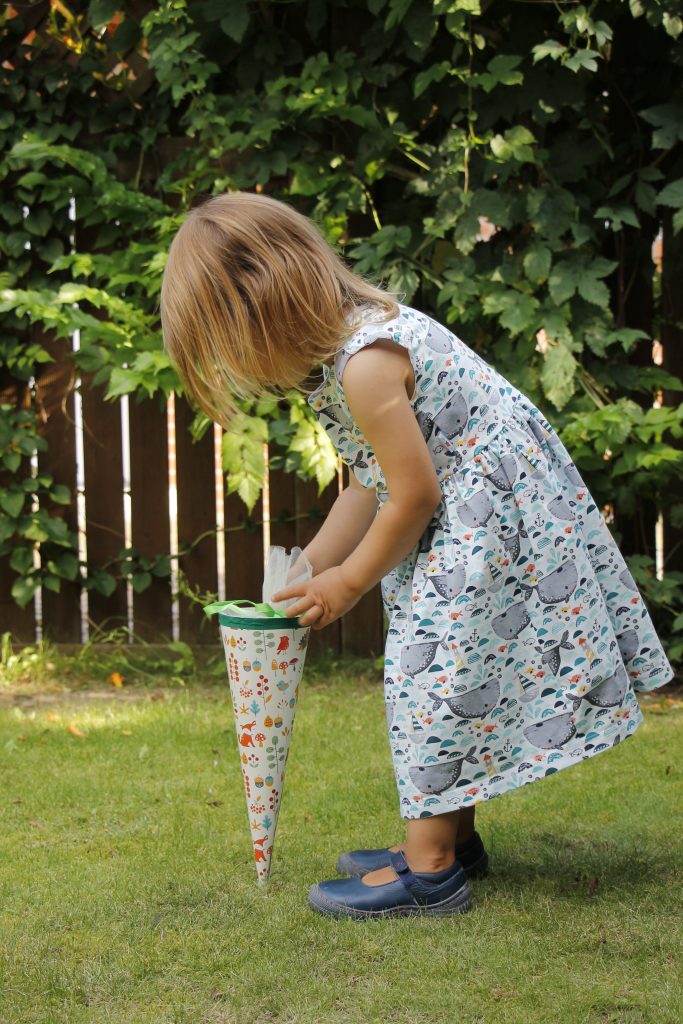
[309,850,473,919]
[336,829,489,880]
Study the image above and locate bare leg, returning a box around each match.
[362,806,476,887]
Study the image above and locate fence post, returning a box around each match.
[128,397,173,640]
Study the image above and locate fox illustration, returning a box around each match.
[238,721,257,747]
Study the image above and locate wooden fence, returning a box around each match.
[0,373,386,658]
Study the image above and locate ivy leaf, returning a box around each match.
[88,1,119,31]
[49,484,71,505]
[541,343,577,410]
[0,491,25,518]
[523,245,551,283]
[51,552,78,580]
[0,518,15,545]
[595,204,640,230]
[634,180,657,215]
[472,54,523,93]
[132,571,152,593]
[11,576,37,609]
[548,262,578,305]
[564,48,600,73]
[86,570,117,597]
[151,554,171,578]
[585,326,649,357]
[482,290,539,335]
[36,237,65,264]
[9,546,33,574]
[414,61,450,98]
[222,413,268,511]
[549,256,616,307]
[577,275,610,308]
[388,264,420,303]
[110,17,142,53]
[25,208,51,237]
[220,2,251,44]
[532,40,566,63]
[640,102,683,150]
[385,0,415,30]
[490,126,536,163]
[658,177,683,209]
[288,410,338,492]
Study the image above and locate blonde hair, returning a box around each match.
[160,190,401,427]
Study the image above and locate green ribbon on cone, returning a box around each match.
[203,598,292,620]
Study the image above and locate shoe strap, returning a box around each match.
[389,850,420,896]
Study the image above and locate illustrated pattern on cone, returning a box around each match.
[221,620,311,882]
[307,302,674,819]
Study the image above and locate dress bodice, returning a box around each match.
[306,302,530,495]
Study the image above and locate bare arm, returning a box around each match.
[339,340,442,594]
[273,340,442,626]
[294,472,379,577]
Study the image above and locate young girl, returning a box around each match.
[161,191,674,919]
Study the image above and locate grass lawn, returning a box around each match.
[0,650,681,1024]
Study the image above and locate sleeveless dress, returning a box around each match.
[306,302,674,819]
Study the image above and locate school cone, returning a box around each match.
[205,600,311,885]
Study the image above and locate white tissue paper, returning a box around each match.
[262,545,313,613]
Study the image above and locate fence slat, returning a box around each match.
[295,474,342,657]
[174,398,218,642]
[268,467,298,553]
[224,491,263,603]
[339,465,385,659]
[80,382,127,632]
[129,398,172,641]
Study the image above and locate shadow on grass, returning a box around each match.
[481,830,680,899]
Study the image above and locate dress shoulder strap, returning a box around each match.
[335,302,429,384]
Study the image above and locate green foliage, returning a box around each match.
[0,405,77,607]
[0,0,682,662]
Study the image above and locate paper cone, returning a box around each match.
[219,608,311,884]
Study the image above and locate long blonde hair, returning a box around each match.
[160,191,401,427]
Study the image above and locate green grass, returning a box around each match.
[0,657,681,1024]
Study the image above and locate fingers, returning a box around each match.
[270,579,330,629]
[271,582,307,603]
[282,592,317,619]
[298,603,323,627]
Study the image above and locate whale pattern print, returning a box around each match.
[307,302,674,818]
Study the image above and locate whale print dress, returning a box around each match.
[306,302,674,819]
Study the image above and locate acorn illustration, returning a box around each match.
[255,776,264,788]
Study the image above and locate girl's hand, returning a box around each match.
[271,566,362,629]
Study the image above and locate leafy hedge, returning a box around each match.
[0,0,681,663]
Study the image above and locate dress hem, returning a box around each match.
[397,706,645,819]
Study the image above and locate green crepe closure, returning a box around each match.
[203,598,303,630]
